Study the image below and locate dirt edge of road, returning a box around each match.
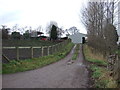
[81,44,94,88]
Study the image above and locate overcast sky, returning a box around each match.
[0,0,88,34]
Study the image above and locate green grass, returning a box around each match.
[2,39,59,47]
[83,45,108,66]
[91,65,117,88]
[115,49,120,55]
[91,65,103,79]
[83,44,117,88]
[2,42,74,74]
[87,58,108,66]
[72,44,79,60]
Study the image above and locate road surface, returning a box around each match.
[2,45,89,88]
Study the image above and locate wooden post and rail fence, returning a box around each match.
[2,40,70,63]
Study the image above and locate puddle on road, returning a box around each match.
[71,45,77,54]
[76,63,85,67]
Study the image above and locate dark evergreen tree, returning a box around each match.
[50,25,58,41]
[23,30,30,39]
[11,32,21,39]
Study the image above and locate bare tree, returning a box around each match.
[65,26,79,35]
[81,0,119,54]
[12,24,19,32]
[57,27,64,38]
[46,21,58,35]
[36,25,42,32]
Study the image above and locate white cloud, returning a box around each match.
[0,0,87,34]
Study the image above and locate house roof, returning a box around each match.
[69,33,86,37]
[37,32,44,35]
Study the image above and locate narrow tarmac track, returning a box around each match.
[2,44,89,88]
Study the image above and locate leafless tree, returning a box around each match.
[57,27,64,38]
[36,25,42,32]
[65,26,79,35]
[81,0,119,54]
[46,21,58,35]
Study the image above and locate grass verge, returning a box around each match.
[72,44,80,60]
[83,44,117,88]
[2,42,74,74]
[83,45,107,66]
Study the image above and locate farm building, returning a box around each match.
[31,31,44,38]
[117,36,120,45]
[68,33,86,44]
[117,24,120,45]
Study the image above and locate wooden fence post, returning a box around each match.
[64,41,66,45]
[60,43,62,48]
[48,46,50,56]
[52,45,54,54]
[16,47,19,60]
[57,44,59,51]
[56,44,58,52]
[58,43,60,50]
[54,45,55,53]
[31,47,33,59]
[54,45,56,52]
[62,43,63,47]
[51,46,52,54]
[42,47,44,56]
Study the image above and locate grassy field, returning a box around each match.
[2,42,74,74]
[2,39,59,47]
[83,45,117,88]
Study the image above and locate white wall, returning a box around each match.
[69,33,86,44]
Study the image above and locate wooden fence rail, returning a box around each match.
[2,40,70,63]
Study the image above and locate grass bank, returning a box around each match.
[72,44,80,60]
[3,42,74,74]
[83,45,117,88]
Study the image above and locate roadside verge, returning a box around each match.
[83,44,118,88]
